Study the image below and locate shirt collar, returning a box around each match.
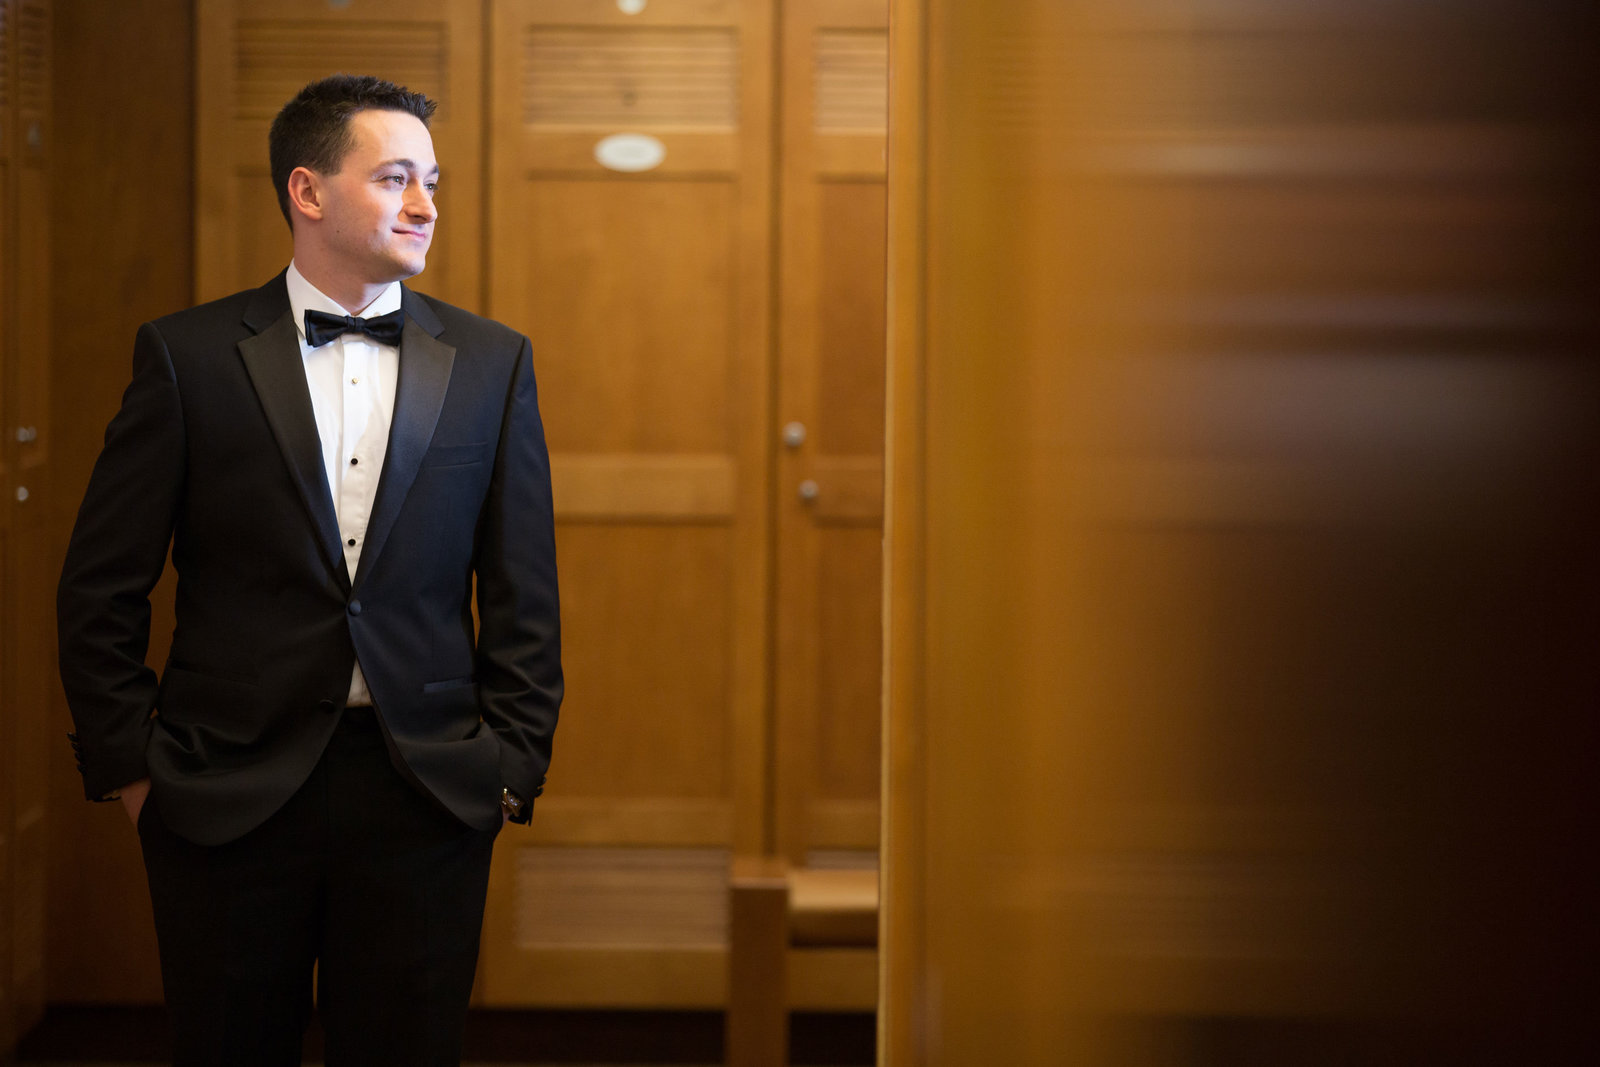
[285,262,403,345]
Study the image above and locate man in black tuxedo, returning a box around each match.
[56,75,562,1065]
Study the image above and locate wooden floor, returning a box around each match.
[12,1007,875,1066]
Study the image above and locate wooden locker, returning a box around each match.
[478,0,775,1008]
[773,0,887,868]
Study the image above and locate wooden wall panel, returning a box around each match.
[884,0,1600,1062]
[0,535,12,1054]
[507,179,739,454]
[774,0,886,861]
[551,526,733,808]
[44,0,192,1010]
[195,0,483,308]
[0,543,12,1053]
[1,0,51,1050]
[479,0,774,1007]
[4,523,50,1032]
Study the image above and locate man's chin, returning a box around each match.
[391,256,427,282]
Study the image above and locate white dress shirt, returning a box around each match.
[285,261,401,707]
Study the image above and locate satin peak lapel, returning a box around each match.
[351,314,455,592]
[237,309,349,588]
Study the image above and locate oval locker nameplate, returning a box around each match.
[594,133,667,173]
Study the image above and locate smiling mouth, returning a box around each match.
[394,230,430,240]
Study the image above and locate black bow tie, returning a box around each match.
[304,308,405,348]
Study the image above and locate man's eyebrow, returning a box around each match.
[375,158,442,178]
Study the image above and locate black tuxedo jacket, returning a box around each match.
[58,272,563,846]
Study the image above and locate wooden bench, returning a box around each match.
[727,858,879,1066]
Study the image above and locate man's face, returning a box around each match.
[315,108,438,285]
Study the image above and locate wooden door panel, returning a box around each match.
[1,1,49,1045]
[488,0,769,845]
[228,169,294,286]
[548,525,733,805]
[817,182,888,457]
[809,527,882,847]
[4,522,51,1030]
[7,0,46,517]
[502,179,739,454]
[815,529,882,796]
[775,0,886,859]
[196,0,483,307]
[480,0,774,1006]
[10,157,46,511]
[0,532,12,1053]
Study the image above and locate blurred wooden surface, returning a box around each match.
[882,0,1600,1063]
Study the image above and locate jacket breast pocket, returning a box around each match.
[420,441,488,470]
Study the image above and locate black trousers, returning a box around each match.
[137,707,500,1066]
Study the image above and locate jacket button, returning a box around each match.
[318,699,335,714]
[348,599,362,616]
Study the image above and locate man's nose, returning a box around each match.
[405,184,437,223]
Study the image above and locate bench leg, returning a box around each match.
[728,858,789,1066]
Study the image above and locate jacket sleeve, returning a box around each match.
[57,321,187,800]
[474,335,563,807]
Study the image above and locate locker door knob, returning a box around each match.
[782,422,807,448]
[15,486,30,503]
[15,426,38,443]
[798,480,819,502]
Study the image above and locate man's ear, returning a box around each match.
[286,167,324,223]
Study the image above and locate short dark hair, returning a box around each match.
[268,74,438,228]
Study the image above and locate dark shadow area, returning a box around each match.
[17,1006,876,1065]
[1143,1016,1595,1067]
